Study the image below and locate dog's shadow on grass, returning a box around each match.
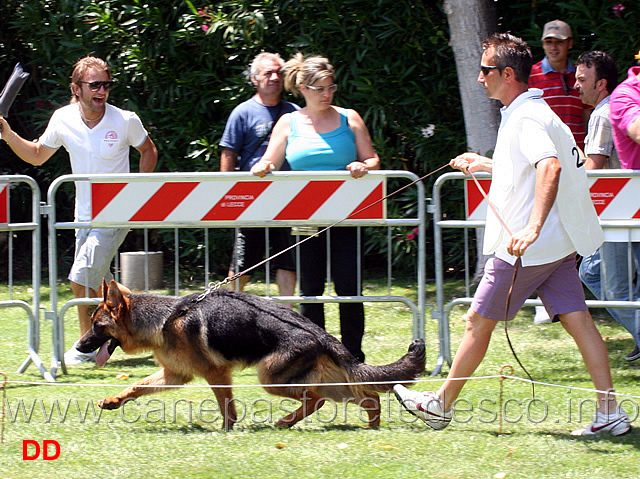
[106,354,156,368]
[59,355,157,381]
[254,423,364,433]
[125,422,366,435]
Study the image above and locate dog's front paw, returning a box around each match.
[98,397,122,409]
[275,417,296,428]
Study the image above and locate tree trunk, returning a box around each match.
[444,0,499,281]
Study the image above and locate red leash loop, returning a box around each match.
[469,172,536,396]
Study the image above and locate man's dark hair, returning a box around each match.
[482,33,533,84]
[576,51,618,94]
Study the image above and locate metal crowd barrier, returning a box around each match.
[45,170,426,379]
[431,170,640,375]
[0,175,52,381]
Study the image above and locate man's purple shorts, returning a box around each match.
[472,253,587,321]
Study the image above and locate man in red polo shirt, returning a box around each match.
[529,20,590,150]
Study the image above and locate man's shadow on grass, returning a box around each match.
[537,428,640,450]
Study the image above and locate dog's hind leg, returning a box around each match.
[359,393,381,428]
[204,367,237,432]
[99,368,192,409]
[273,389,326,428]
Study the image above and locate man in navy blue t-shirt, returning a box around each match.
[220,53,298,298]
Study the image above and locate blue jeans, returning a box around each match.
[579,242,640,347]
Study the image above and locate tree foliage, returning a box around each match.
[1,0,638,277]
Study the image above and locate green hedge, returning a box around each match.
[1,0,638,279]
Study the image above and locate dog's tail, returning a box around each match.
[351,338,426,392]
[301,338,425,404]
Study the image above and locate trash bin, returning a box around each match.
[119,251,163,290]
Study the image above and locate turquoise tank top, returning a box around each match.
[285,108,356,170]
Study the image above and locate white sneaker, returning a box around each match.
[393,384,452,430]
[64,342,97,365]
[573,408,631,436]
[533,305,551,324]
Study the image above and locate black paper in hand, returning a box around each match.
[0,63,30,117]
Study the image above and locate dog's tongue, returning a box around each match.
[96,341,112,367]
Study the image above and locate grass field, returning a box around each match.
[1,279,639,478]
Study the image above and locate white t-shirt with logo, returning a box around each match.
[39,103,148,221]
[485,89,603,266]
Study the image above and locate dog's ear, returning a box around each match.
[117,283,132,296]
[106,279,125,310]
[102,278,109,303]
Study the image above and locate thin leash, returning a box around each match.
[468,170,535,397]
[194,165,536,395]
[197,164,450,301]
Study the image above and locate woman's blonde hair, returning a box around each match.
[283,53,335,97]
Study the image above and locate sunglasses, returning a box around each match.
[305,83,338,93]
[480,65,503,76]
[79,80,116,92]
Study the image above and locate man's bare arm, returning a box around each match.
[507,157,561,257]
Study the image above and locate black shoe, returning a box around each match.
[625,345,640,362]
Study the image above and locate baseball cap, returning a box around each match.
[541,20,572,41]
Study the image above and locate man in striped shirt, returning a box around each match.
[529,19,590,151]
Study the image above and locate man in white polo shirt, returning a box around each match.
[394,33,630,436]
[0,56,157,365]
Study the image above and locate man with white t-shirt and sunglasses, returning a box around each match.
[0,56,157,365]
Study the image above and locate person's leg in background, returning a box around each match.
[298,233,327,329]
[227,228,258,291]
[579,249,602,299]
[270,227,296,308]
[65,227,128,365]
[330,227,365,362]
[600,241,640,361]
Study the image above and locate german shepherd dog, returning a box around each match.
[76,280,425,430]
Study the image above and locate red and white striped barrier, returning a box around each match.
[0,183,8,225]
[465,178,491,221]
[90,177,386,226]
[465,175,640,241]
[588,177,640,219]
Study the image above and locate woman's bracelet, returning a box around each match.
[5,131,17,146]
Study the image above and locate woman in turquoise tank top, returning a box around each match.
[251,53,380,362]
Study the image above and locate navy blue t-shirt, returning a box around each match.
[220,97,299,171]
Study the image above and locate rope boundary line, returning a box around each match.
[2,374,639,400]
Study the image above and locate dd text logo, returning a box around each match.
[22,440,61,461]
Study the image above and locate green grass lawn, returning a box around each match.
[1,279,639,478]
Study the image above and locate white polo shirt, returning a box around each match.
[39,103,149,221]
[485,89,603,266]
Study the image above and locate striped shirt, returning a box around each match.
[528,58,588,150]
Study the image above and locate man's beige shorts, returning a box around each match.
[68,227,129,291]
